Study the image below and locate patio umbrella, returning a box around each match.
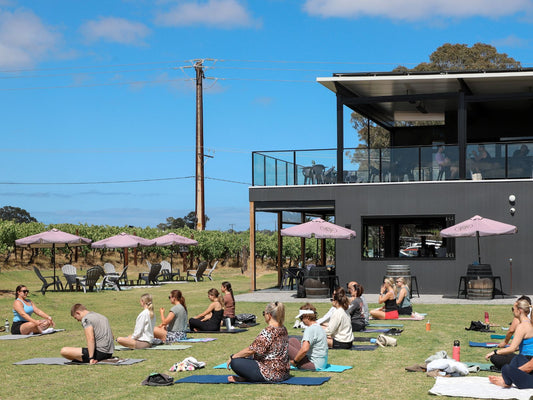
[440,215,517,264]
[281,218,356,266]
[153,232,198,269]
[15,228,92,286]
[281,218,356,239]
[91,232,156,267]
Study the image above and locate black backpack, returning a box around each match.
[465,320,493,332]
[141,373,174,386]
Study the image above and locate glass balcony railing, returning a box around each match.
[252,141,533,186]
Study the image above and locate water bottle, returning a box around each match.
[485,311,490,325]
[4,319,9,333]
[453,340,461,361]
[426,320,431,331]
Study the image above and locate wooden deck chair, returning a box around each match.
[205,260,219,281]
[186,261,208,282]
[159,260,180,281]
[138,263,162,285]
[103,265,128,291]
[62,264,79,291]
[33,266,63,295]
[78,266,104,293]
[103,263,118,276]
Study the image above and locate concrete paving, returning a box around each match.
[235,289,526,305]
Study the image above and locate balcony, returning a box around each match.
[252,141,533,186]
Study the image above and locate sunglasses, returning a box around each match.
[22,290,29,294]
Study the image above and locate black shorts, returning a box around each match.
[11,321,25,334]
[81,348,113,363]
[332,339,353,349]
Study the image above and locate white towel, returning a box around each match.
[429,376,533,400]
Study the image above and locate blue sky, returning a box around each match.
[0,0,532,231]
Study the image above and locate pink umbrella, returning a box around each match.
[281,218,356,239]
[15,228,92,284]
[440,215,517,263]
[153,232,198,270]
[91,232,156,267]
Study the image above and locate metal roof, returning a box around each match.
[317,69,533,127]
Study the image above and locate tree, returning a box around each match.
[0,206,37,223]
[351,43,521,151]
[157,212,209,230]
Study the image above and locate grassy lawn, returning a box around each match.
[0,266,511,400]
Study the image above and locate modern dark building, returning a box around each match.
[249,69,533,295]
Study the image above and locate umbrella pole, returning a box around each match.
[476,231,481,264]
[52,244,57,291]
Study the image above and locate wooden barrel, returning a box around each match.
[467,278,494,300]
[466,264,492,278]
[303,278,329,298]
[386,264,411,287]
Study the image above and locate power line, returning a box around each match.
[0,175,250,185]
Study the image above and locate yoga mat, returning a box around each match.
[397,316,424,321]
[491,334,507,340]
[353,336,375,342]
[0,329,65,340]
[115,344,191,351]
[213,363,352,372]
[367,323,404,327]
[429,376,533,400]
[469,341,499,348]
[187,328,247,334]
[464,362,492,371]
[178,338,217,343]
[175,375,330,385]
[363,328,391,333]
[349,345,377,351]
[14,357,144,366]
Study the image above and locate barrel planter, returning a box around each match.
[467,278,494,300]
[466,264,492,278]
[386,264,411,287]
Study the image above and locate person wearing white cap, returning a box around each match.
[289,303,328,370]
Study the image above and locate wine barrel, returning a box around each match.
[304,278,329,298]
[466,264,492,278]
[467,278,494,300]
[386,264,411,287]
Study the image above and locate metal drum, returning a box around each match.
[386,264,411,288]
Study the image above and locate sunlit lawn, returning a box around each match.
[0,266,512,400]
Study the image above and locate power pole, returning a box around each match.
[194,60,206,231]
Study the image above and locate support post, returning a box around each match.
[336,93,344,183]
[249,201,256,291]
[277,211,283,287]
[458,91,467,179]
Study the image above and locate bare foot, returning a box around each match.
[489,375,510,387]
[227,375,246,383]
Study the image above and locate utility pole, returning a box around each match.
[194,60,206,231]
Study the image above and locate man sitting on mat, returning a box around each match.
[60,304,114,364]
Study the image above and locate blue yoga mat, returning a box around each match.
[213,363,351,372]
[490,334,507,340]
[175,375,330,385]
[469,341,499,348]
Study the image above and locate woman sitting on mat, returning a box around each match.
[221,281,236,326]
[117,293,155,349]
[189,288,224,332]
[396,277,413,316]
[486,298,533,371]
[154,289,188,343]
[370,278,399,320]
[324,288,353,349]
[289,303,328,370]
[347,283,366,332]
[495,295,531,361]
[12,284,55,334]
[227,301,289,382]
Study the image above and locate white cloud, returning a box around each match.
[80,16,151,46]
[0,9,61,68]
[492,34,529,48]
[303,0,533,21]
[155,0,260,28]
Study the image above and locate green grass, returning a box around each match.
[0,267,510,400]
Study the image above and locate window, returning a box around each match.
[362,215,455,259]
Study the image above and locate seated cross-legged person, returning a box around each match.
[324,288,353,349]
[189,288,224,332]
[395,277,413,316]
[154,290,188,343]
[289,303,328,370]
[370,278,398,320]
